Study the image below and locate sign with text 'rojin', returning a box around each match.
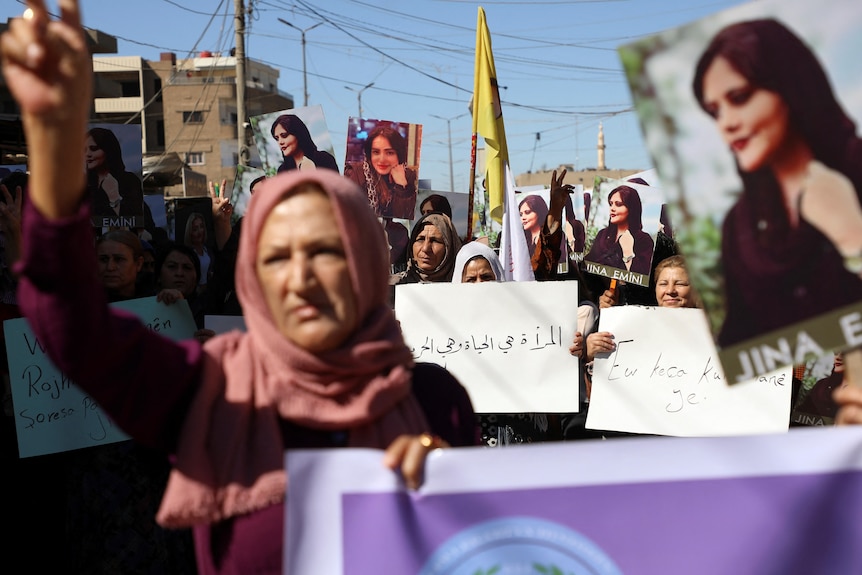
[5,297,196,458]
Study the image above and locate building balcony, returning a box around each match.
[169,75,236,86]
[94,96,144,114]
[166,76,292,101]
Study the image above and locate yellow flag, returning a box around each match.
[472,6,508,223]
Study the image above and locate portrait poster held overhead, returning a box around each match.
[586,305,791,437]
[516,184,586,271]
[583,176,663,287]
[249,104,339,176]
[166,196,217,286]
[85,123,144,228]
[285,428,862,574]
[166,196,215,246]
[344,116,423,220]
[394,281,581,413]
[620,0,862,382]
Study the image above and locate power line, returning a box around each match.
[291,0,471,94]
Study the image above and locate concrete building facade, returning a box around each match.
[516,166,643,190]
[92,52,293,196]
[0,23,118,164]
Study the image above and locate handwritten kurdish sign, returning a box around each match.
[586,306,791,436]
[4,297,197,458]
[285,427,862,574]
[395,281,581,413]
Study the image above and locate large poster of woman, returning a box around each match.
[582,176,663,287]
[344,117,422,220]
[515,184,587,275]
[620,0,862,382]
[85,123,144,228]
[249,105,339,176]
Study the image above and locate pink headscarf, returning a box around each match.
[157,170,429,528]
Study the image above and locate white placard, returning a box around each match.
[5,297,197,457]
[586,306,791,436]
[395,281,581,412]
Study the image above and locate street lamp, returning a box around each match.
[344,82,374,118]
[430,112,469,192]
[278,18,322,106]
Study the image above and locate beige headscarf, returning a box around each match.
[157,170,429,528]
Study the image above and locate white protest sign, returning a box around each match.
[5,297,197,457]
[395,281,580,413]
[586,306,791,436]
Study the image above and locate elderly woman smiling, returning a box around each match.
[586,255,699,360]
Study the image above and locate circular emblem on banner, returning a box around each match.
[418,516,623,575]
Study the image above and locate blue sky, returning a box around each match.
[7,0,746,192]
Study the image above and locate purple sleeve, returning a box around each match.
[411,363,480,447]
[15,200,203,452]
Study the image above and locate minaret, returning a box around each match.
[597,122,606,170]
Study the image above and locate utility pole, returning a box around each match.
[344,82,374,118]
[430,112,468,192]
[234,0,249,166]
[278,18,322,107]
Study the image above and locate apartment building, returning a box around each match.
[92,51,293,196]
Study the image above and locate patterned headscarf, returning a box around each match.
[403,213,463,283]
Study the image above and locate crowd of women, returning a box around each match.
[2,2,862,574]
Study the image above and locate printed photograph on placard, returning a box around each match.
[582,176,663,287]
[249,105,339,176]
[165,197,216,288]
[620,0,862,381]
[515,184,586,272]
[344,117,422,220]
[86,123,144,228]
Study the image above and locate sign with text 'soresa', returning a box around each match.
[5,297,197,458]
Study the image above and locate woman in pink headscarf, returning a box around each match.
[2,4,476,572]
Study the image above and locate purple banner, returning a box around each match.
[343,471,862,574]
[286,428,862,573]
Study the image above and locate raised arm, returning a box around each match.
[2,1,203,452]
[1,0,91,218]
[209,179,233,250]
[546,168,574,235]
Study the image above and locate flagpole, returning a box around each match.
[472,6,532,279]
[468,7,483,245]
[466,133,477,243]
